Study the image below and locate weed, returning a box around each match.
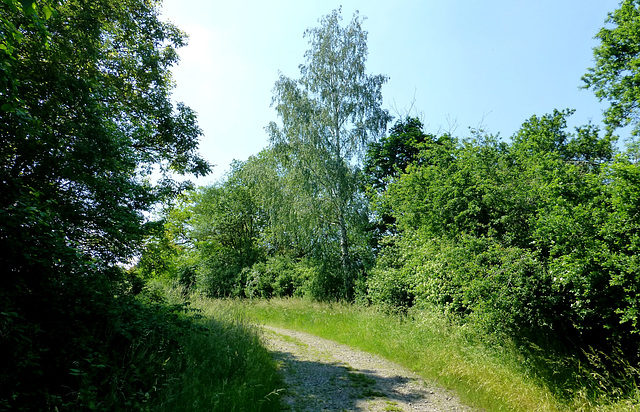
[148,290,284,411]
[383,400,403,411]
[346,371,386,398]
[347,371,377,387]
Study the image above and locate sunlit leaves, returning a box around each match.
[583,0,640,137]
[367,107,640,357]
[268,8,389,284]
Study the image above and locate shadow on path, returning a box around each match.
[262,326,474,412]
[270,347,433,411]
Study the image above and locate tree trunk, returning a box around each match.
[339,211,349,271]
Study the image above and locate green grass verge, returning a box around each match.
[147,290,284,411]
[192,297,639,412]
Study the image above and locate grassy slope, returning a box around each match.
[193,297,639,412]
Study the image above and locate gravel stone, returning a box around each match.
[261,326,480,411]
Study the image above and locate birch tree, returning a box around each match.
[267,8,390,294]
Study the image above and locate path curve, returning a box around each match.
[260,325,478,412]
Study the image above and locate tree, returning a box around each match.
[0,0,209,408]
[267,8,390,296]
[187,165,265,297]
[582,0,640,138]
[1,0,209,269]
[364,118,432,192]
[582,3,640,344]
[363,117,451,238]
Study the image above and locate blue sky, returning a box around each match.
[160,1,621,185]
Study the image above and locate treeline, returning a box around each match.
[144,109,639,348]
[138,1,640,396]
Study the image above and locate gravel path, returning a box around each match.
[260,326,478,412]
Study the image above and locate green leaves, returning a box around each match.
[19,0,36,15]
[268,8,388,290]
[0,0,209,408]
[583,0,640,136]
[42,4,53,19]
[365,106,640,361]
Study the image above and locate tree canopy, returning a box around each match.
[0,0,209,408]
[583,0,640,139]
[267,8,390,293]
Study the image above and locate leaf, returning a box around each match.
[43,5,53,20]
[19,0,35,15]
[2,0,19,12]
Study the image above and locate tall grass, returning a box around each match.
[198,297,639,412]
[144,287,284,411]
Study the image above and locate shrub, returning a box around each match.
[366,266,415,311]
[0,271,202,411]
[244,255,315,298]
[371,233,564,339]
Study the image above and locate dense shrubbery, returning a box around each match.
[367,234,557,333]
[366,112,639,368]
[0,263,201,410]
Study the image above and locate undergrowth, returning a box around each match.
[0,280,283,411]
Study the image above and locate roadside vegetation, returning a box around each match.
[140,5,640,409]
[3,0,640,410]
[196,296,640,412]
[145,286,283,412]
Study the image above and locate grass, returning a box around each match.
[346,371,386,398]
[383,400,403,411]
[145,288,284,411]
[193,297,640,412]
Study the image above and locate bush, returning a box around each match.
[366,267,415,311]
[365,238,414,310]
[0,269,202,411]
[177,264,198,293]
[303,257,349,301]
[197,249,246,298]
[370,233,565,339]
[244,256,314,298]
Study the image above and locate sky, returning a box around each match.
[160,0,621,186]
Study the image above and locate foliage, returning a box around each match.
[244,255,316,299]
[0,273,206,410]
[367,108,640,368]
[363,117,443,240]
[189,175,265,297]
[267,8,390,295]
[582,0,640,138]
[0,0,210,409]
[148,141,378,300]
[151,289,283,412]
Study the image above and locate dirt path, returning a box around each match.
[260,326,478,412]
